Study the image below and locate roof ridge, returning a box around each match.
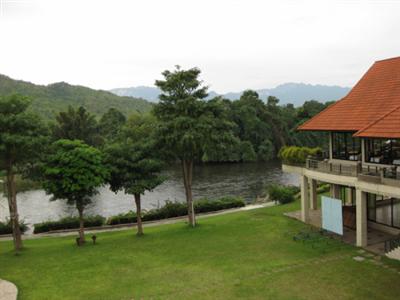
[375,56,400,63]
[354,104,400,137]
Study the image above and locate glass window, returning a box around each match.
[365,138,400,165]
[375,198,392,226]
[332,132,361,161]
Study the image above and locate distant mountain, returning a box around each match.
[111,82,350,106]
[0,75,153,119]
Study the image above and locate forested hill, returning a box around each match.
[0,74,153,119]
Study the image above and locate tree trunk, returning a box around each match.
[182,159,196,227]
[77,204,85,245]
[6,167,23,252]
[134,193,143,236]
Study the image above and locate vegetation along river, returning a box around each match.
[0,161,298,232]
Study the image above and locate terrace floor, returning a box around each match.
[285,209,395,255]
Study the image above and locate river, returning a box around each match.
[0,161,298,232]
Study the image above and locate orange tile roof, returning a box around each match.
[355,106,400,138]
[298,56,400,138]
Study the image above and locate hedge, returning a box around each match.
[33,197,245,233]
[33,215,106,234]
[107,196,245,226]
[0,220,28,235]
[267,184,299,204]
[278,146,322,165]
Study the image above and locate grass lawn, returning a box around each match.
[1,201,400,300]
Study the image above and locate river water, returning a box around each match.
[0,161,298,231]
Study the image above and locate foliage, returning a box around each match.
[0,74,152,120]
[42,140,108,206]
[278,146,322,165]
[33,216,106,234]
[267,184,299,204]
[240,141,257,162]
[106,197,245,225]
[52,106,102,146]
[0,220,28,235]
[0,94,48,250]
[154,66,236,226]
[99,108,127,141]
[42,139,109,243]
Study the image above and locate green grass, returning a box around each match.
[0,201,399,300]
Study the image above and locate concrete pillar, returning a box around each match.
[309,178,318,210]
[346,188,353,206]
[301,175,310,222]
[330,184,340,199]
[356,189,367,247]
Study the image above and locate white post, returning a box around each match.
[301,175,310,222]
[309,178,317,210]
[356,189,367,247]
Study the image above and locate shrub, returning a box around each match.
[107,197,245,225]
[278,146,322,165]
[267,184,298,204]
[0,220,28,235]
[33,215,105,234]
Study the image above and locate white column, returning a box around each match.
[309,178,317,210]
[356,189,367,247]
[301,175,310,222]
[346,188,353,206]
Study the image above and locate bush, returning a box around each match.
[267,184,298,204]
[278,146,322,165]
[33,215,105,234]
[0,220,28,235]
[107,197,245,225]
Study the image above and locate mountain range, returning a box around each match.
[111,83,350,106]
[0,74,152,119]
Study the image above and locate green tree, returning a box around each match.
[104,139,164,236]
[53,106,101,146]
[42,140,108,245]
[240,141,257,162]
[0,94,47,252]
[99,108,127,141]
[154,67,235,227]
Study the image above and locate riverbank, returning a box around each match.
[1,201,400,300]
[0,203,271,240]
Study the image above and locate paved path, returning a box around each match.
[0,279,18,300]
[0,202,275,241]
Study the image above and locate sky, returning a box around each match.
[0,0,399,93]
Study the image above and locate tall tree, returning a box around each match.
[42,140,108,245]
[0,94,47,252]
[99,108,127,141]
[53,106,101,146]
[104,136,164,236]
[154,66,235,227]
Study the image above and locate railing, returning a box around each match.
[385,236,400,253]
[306,159,360,177]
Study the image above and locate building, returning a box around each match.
[282,57,400,254]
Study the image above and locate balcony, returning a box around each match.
[291,158,400,188]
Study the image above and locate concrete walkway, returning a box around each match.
[0,279,17,300]
[0,202,275,241]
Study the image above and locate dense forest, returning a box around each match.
[32,90,330,163]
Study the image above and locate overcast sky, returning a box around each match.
[0,0,399,93]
